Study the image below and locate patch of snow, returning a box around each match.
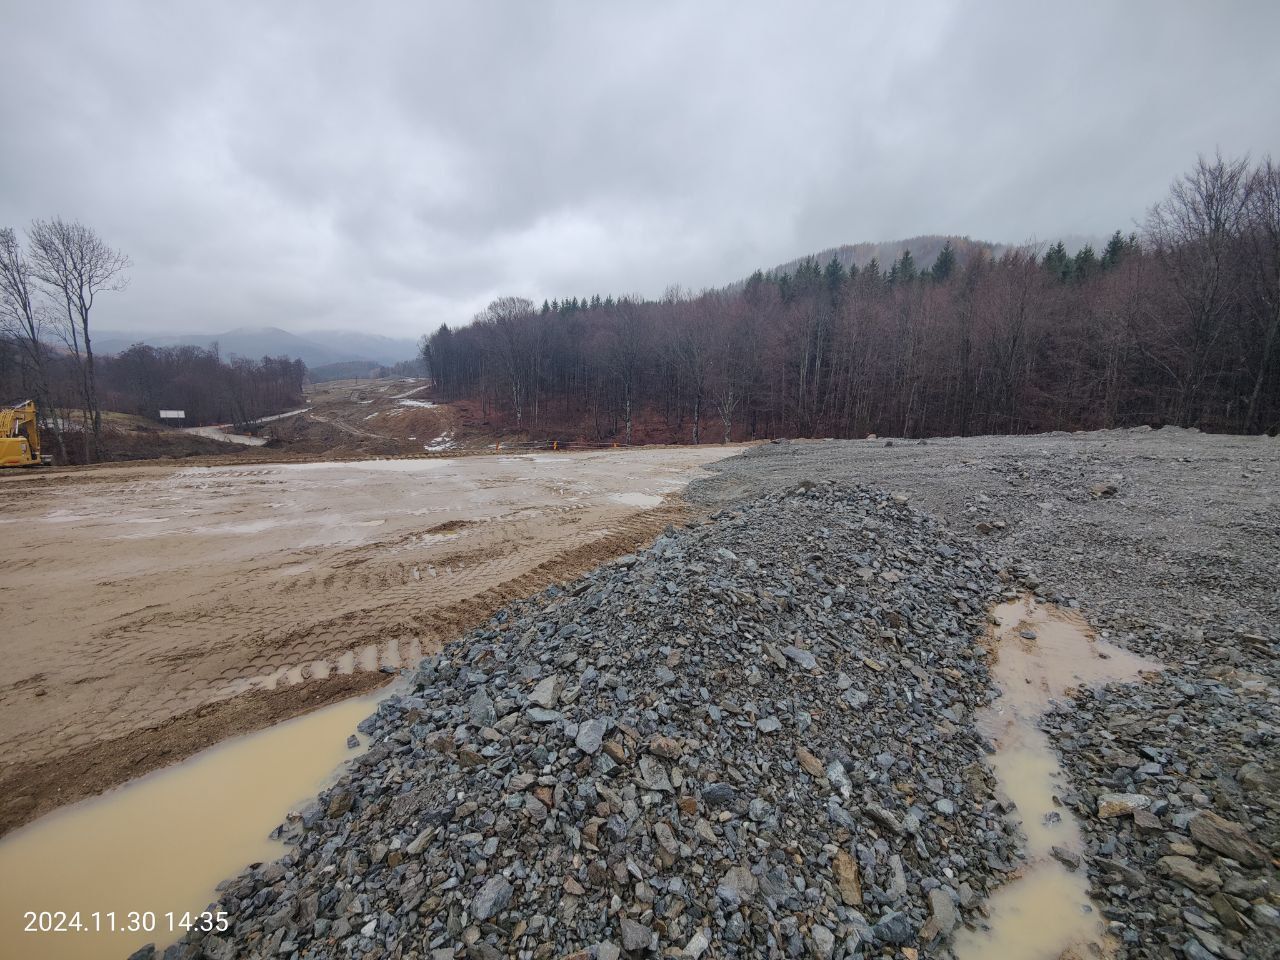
[397,399,438,408]
[181,425,268,446]
[392,382,431,399]
[247,408,308,425]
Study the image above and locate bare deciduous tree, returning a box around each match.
[0,228,70,460]
[27,217,130,461]
[1245,158,1280,432]
[476,297,539,429]
[1145,154,1251,426]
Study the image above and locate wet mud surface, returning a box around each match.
[0,447,735,835]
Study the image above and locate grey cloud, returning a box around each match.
[2,1,1277,338]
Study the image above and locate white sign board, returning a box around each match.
[159,410,185,419]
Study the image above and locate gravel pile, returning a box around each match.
[689,430,1279,664]
[153,482,1016,960]
[691,433,1279,960]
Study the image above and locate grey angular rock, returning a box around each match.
[528,674,564,709]
[756,716,782,733]
[872,911,914,945]
[1158,856,1221,893]
[781,645,818,670]
[682,928,711,959]
[1050,845,1082,871]
[809,924,835,959]
[920,888,958,941]
[826,760,852,799]
[1189,811,1267,867]
[653,821,680,857]
[864,803,904,835]
[701,783,736,809]
[468,689,496,726]
[471,875,513,921]
[716,865,759,906]
[575,716,609,755]
[638,755,673,792]
[619,917,651,952]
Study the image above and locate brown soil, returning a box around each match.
[0,446,735,837]
[0,671,387,837]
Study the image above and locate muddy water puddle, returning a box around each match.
[0,689,386,959]
[954,597,1162,960]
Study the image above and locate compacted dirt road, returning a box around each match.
[0,447,737,834]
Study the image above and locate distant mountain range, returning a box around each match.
[92,326,421,367]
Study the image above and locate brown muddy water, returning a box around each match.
[0,689,385,959]
[953,597,1162,960]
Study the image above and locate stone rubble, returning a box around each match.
[1041,660,1279,960]
[146,482,1019,959]
[690,433,1280,960]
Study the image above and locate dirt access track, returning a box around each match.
[0,446,738,835]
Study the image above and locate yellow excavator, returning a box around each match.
[1,400,52,468]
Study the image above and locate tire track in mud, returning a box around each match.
[0,498,693,838]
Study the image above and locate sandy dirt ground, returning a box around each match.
[0,446,737,834]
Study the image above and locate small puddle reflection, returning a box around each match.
[0,689,387,959]
[954,597,1162,960]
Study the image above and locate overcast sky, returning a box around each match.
[3,2,1278,338]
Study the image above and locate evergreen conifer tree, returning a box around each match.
[898,249,917,282]
[1101,231,1130,269]
[1042,241,1072,281]
[823,256,845,300]
[930,240,956,280]
[1073,245,1098,280]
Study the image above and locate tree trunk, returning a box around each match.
[1245,300,1280,432]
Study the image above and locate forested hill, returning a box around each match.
[766,236,1008,282]
[422,155,1280,444]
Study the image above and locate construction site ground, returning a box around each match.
[0,444,738,836]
